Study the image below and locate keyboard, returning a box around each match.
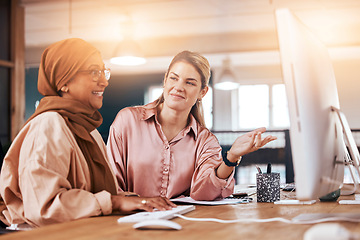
[117,205,195,223]
[233,187,257,197]
[281,183,296,191]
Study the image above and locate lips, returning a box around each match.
[170,93,185,99]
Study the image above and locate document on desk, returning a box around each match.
[171,196,249,205]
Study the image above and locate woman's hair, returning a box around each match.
[153,50,211,127]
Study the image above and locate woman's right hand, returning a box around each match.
[111,195,177,213]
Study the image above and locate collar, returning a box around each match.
[141,101,198,140]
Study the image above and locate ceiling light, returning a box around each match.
[214,57,239,90]
[110,39,146,66]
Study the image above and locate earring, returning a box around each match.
[197,99,202,102]
[60,86,68,93]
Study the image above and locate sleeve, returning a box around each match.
[106,114,127,193]
[190,132,235,201]
[18,113,112,226]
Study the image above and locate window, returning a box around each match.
[238,85,269,129]
[202,87,213,129]
[146,85,163,103]
[236,83,289,130]
[272,84,290,128]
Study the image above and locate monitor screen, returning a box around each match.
[275,8,346,200]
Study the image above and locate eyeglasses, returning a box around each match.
[77,68,111,81]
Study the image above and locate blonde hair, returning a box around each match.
[153,50,211,127]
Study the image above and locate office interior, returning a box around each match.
[1,0,360,186]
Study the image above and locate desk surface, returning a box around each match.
[1,192,360,240]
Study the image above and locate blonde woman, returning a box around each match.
[107,51,276,201]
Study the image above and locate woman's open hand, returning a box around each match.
[227,127,277,160]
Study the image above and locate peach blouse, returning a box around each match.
[0,112,116,227]
[106,103,234,201]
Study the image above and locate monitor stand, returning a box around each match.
[332,106,360,202]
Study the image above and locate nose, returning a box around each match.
[98,75,109,87]
[173,79,185,91]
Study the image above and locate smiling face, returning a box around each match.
[61,52,109,110]
[163,61,208,113]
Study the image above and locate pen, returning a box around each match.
[267,163,272,173]
[256,165,262,174]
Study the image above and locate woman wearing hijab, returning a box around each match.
[107,50,277,201]
[0,38,174,228]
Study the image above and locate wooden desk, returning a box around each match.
[1,193,360,240]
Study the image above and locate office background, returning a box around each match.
[1,0,360,184]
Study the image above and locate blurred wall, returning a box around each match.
[333,59,360,129]
[24,57,360,142]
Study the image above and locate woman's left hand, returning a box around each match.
[227,127,277,161]
[112,195,177,213]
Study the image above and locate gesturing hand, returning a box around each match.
[227,127,277,160]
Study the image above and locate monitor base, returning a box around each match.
[319,189,341,202]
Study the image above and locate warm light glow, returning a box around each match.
[110,56,147,66]
[214,81,239,90]
[110,39,147,66]
[214,58,239,90]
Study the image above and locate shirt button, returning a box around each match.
[164,168,169,173]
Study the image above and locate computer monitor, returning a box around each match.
[275,8,349,200]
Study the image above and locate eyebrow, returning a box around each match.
[169,72,198,82]
[88,64,105,69]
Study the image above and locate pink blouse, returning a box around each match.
[106,102,234,201]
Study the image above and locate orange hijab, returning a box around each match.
[27,38,117,195]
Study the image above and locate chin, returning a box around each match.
[91,103,103,110]
[165,101,190,112]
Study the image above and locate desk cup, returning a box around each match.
[256,172,280,202]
